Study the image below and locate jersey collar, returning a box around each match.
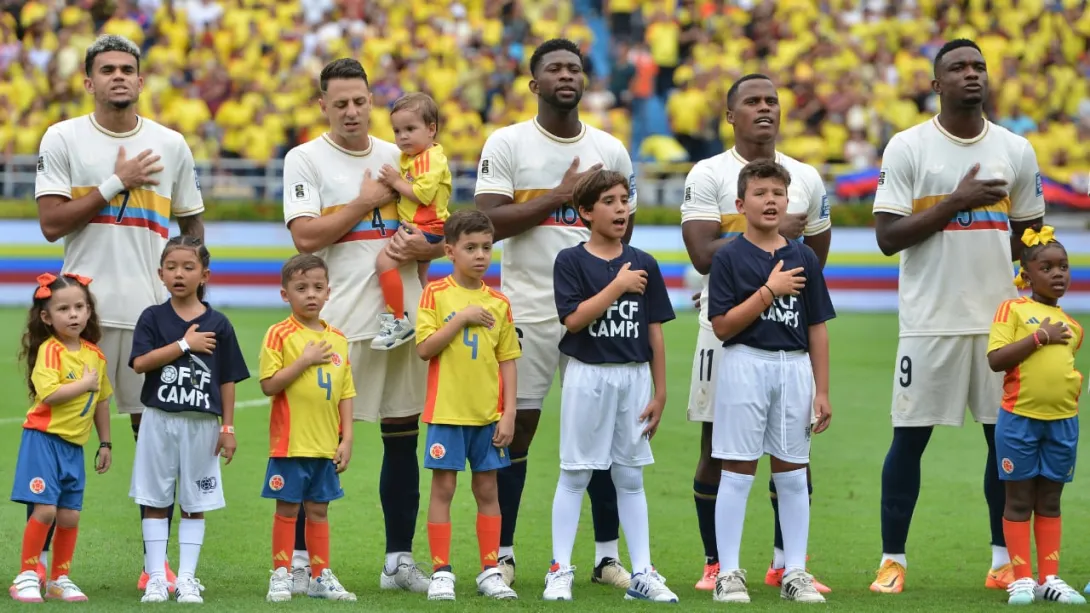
[321,133,374,157]
[89,113,143,138]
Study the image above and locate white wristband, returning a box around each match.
[98,174,125,201]
[177,339,190,354]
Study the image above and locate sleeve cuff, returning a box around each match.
[173,206,205,217]
[34,189,73,199]
[681,212,723,223]
[803,220,832,236]
[872,204,911,216]
[284,211,320,227]
[474,188,514,198]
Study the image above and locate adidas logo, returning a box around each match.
[310,556,326,565]
[1046,551,1060,561]
[484,551,498,562]
[274,551,291,562]
[23,556,38,566]
[1028,317,1041,324]
[1012,555,1027,566]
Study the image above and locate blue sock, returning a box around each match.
[982,424,1006,547]
[881,427,932,553]
[771,474,814,554]
[498,450,528,549]
[694,480,718,564]
[380,422,420,554]
[588,469,620,544]
[295,504,308,550]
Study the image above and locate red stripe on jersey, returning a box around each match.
[269,394,291,457]
[266,321,296,351]
[994,300,1013,323]
[89,215,169,238]
[335,229,394,242]
[85,341,106,362]
[329,326,346,339]
[47,342,62,370]
[24,403,53,433]
[539,214,587,228]
[422,357,440,423]
[943,220,1008,232]
[1000,365,1021,413]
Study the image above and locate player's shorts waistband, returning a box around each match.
[568,358,649,371]
[724,344,808,362]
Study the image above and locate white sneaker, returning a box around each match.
[781,569,825,603]
[626,569,679,603]
[543,564,575,601]
[174,576,205,604]
[45,575,88,602]
[379,553,431,593]
[266,568,292,602]
[291,566,310,595]
[10,570,43,603]
[370,314,415,350]
[714,569,750,603]
[1037,575,1087,604]
[477,567,518,599]
[142,576,171,603]
[428,570,456,601]
[307,568,356,601]
[1008,577,1036,605]
[497,555,516,586]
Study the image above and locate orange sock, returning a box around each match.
[1003,518,1033,580]
[272,514,295,570]
[1035,514,1062,582]
[50,526,78,580]
[476,513,501,571]
[306,520,330,578]
[378,269,405,317]
[428,522,452,571]
[20,517,52,573]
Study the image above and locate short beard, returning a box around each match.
[543,92,582,112]
[107,98,134,110]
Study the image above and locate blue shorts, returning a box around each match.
[995,410,1079,483]
[11,429,85,510]
[261,458,344,503]
[422,231,444,245]
[424,423,510,472]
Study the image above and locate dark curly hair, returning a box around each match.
[20,275,102,399]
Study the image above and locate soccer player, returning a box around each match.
[33,34,204,589]
[545,170,677,603]
[416,210,520,602]
[281,58,440,593]
[680,74,832,592]
[988,227,1085,605]
[869,39,1045,593]
[262,254,358,602]
[475,37,636,588]
[707,160,834,604]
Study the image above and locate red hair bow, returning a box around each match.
[34,272,93,299]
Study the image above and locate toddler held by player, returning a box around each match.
[10,274,112,603]
[416,210,520,601]
[261,254,358,602]
[373,92,452,351]
[987,227,1086,605]
[544,169,678,603]
[128,237,250,604]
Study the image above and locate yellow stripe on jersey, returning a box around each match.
[987,297,1083,420]
[719,213,747,238]
[24,337,113,446]
[72,185,173,239]
[513,188,552,203]
[911,194,1011,215]
[912,194,1011,232]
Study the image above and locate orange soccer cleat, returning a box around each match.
[695,562,719,591]
[985,563,1015,590]
[869,560,906,594]
[137,562,177,591]
[764,560,832,594]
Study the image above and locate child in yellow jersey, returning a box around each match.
[416,210,520,602]
[260,254,357,603]
[373,92,452,351]
[11,273,112,604]
[987,226,1085,606]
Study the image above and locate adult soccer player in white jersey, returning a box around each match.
[868,39,1045,594]
[475,38,636,588]
[681,74,832,594]
[281,58,437,595]
[34,34,204,590]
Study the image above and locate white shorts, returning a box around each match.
[712,345,814,464]
[129,408,225,513]
[100,327,144,415]
[687,325,722,423]
[890,335,1002,427]
[559,359,654,470]
[514,318,568,404]
[349,340,426,422]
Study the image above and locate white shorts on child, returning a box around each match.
[559,359,655,470]
[711,345,814,464]
[130,407,225,513]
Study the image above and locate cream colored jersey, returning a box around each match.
[475,119,636,323]
[35,114,204,329]
[681,148,831,330]
[873,117,1045,337]
[282,133,418,341]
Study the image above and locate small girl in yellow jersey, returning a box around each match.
[11,273,113,604]
[987,226,1085,606]
[373,92,452,351]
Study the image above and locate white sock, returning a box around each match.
[772,547,785,570]
[881,553,907,568]
[293,550,309,569]
[384,552,408,573]
[595,539,621,566]
[142,518,170,583]
[177,518,205,581]
[552,469,592,567]
[611,464,650,574]
[715,470,754,571]
[498,546,515,561]
[992,545,1010,569]
[39,551,49,570]
[772,468,810,572]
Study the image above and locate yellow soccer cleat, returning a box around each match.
[869,560,905,594]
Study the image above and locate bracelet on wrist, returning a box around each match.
[1032,331,1042,348]
[220,425,235,435]
[99,442,112,449]
[177,339,191,354]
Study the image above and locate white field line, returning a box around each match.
[0,398,268,427]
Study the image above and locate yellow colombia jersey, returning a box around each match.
[397,143,451,234]
[988,297,1084,420]
[24,337,114,446]
[260,317,356,458]
[418,276,522,426]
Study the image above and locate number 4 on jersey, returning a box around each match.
[317,367,332,400]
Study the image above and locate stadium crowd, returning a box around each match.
[2,0,1090,180]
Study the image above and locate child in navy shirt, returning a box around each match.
[544,169,678,604]
[706,160,835,604]
[128,237,250,604]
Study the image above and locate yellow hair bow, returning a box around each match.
[1013,266,1030,289]
[1021,225,1055,247]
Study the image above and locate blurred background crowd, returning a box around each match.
[2,0,1090,190]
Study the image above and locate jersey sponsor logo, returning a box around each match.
[330,352,342,367]
[820,195,830,219]
[195,476,218,493]
[429,443,446,460]
[37,156,45,173]
[589,299,641,339]
[1001,457,1015,474]
[479,158,492,177]
[268,474,285,491]
[877,170,886,187]
[762,295,801,329]
[29,477,46,495]
[291,182,310,203]
[1035,172,1043,197]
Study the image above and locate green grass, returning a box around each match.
[2,308,1090,612]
